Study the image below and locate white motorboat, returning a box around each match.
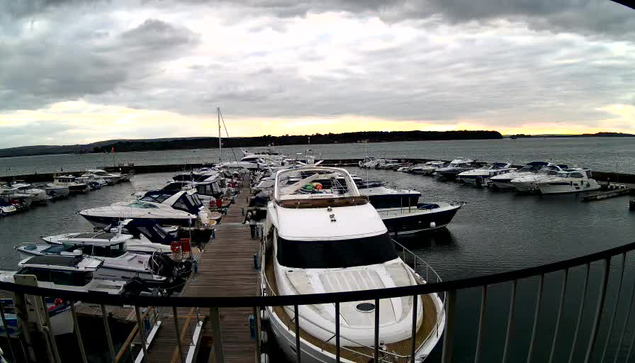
[456,162,515,186]
[53,175,90,194]
[41,219,175,255]
[9,183,50,205]
[240,148,287,167]
[0,187,33,212]
[16,238,191,291]
[262,166,445,362]
[77,173,108,189]
[162,179,226,207]
[85,169,122,185]
[434,159,477,180]
[0,201,18,217]
[510,164,570,192]
[411,161,447,175]
[79,190,209,228]
[0,255,126,295]
[173,167,220,182]
[489,161,550,189]
[531,169,601,194]
[39,183,70,200]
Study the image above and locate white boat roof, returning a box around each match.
[43,232,133,245]
[274,166,361,201]
[18,255,103,271]
[275,202,386,241]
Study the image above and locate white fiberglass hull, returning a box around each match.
[535,180,601,195]
[266,290,445,363]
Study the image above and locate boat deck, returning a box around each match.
[264,247,440,363]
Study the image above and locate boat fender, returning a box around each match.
[261,331,269,345]
[430,222,436,228]
[170,241,181,253]
[261,353,269,363]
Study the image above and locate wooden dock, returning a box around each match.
[581,187,632,202]
[144,178,260,363]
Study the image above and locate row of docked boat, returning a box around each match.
[0,169,132,217]
[394,159,602,195]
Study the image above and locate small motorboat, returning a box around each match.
[39,183,70,200]
[53,175,90,194]
[0,201,18,217]
[435,159,478,180]
[0,297,75,337]
[411,161,447,175]
[456,162,515,187]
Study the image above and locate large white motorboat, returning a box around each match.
[173,167,220,182]
[411,161,447,175]
[53,175,90,194]
[16,237,191,292]
[509,164,570,192]
[489,161,550,190]
[79,190,209,228]
[262,166,445,362]
[0,255,126,294]
[531,169,601,194]
[434,159,477,180]
[41,219,176,254]
[456,162,515,186]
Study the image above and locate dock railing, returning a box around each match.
[2,240,635,362]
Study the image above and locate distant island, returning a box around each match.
[508,132,635,139]
[0,130,502,158]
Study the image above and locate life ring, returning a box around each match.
[170,241,181,253]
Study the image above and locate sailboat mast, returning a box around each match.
[218,107,222,162]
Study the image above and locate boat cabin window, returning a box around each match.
[65,242,126,257]
[173,193,202,214]
[569,172,584,178]
[276,232,398,269]
[17,268,93,286]
[140,192,174,203]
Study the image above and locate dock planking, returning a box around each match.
[147,177,260,363]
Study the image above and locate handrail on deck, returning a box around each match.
[0,241,634,308]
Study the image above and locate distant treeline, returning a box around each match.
[508,132,635,139]
[91,130,503,153]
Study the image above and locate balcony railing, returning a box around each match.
[1,240,635,363]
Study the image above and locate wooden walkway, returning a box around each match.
[146,178,260,363]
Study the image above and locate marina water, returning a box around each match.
[1,140,634,361]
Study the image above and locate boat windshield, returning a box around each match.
[16,268,93,286]
[276,232,398,269]
[63,242,126,257]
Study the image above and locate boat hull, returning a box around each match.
[80,214,194,229]
[379,204,461,235]
[366,193,420,209]
[536,182,601,195]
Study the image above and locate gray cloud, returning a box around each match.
[1,0,634,148]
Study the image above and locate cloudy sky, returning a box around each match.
[1,0,634,148]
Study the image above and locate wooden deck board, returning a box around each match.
[147,177,259,363]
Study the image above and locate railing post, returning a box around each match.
[39,296,61,363]
[548,269,569,363]
[70,302,88,363]
[0,301,16,361]
[374,298,380,363]
[584,258,611,363]
[601,253,626,362]
[411,294,418,363]
[294,304,302,363]
[501,280,518,363]
[568,263,591,363]
[100,304,116,362]
[254,306,261,363]
[335,302,341,363]
[172,307,185,363]
[474,285,488,363]
[210,307,225,363]
[527,274,545,363]
[614,273,635,363]
[441,290,457,363]
[134,306,148,363]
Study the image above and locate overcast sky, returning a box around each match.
[1,0,634,147]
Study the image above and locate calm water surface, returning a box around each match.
[2,137,635,176]
[0,165,633,362]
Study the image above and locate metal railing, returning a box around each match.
[1,241,635,362]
